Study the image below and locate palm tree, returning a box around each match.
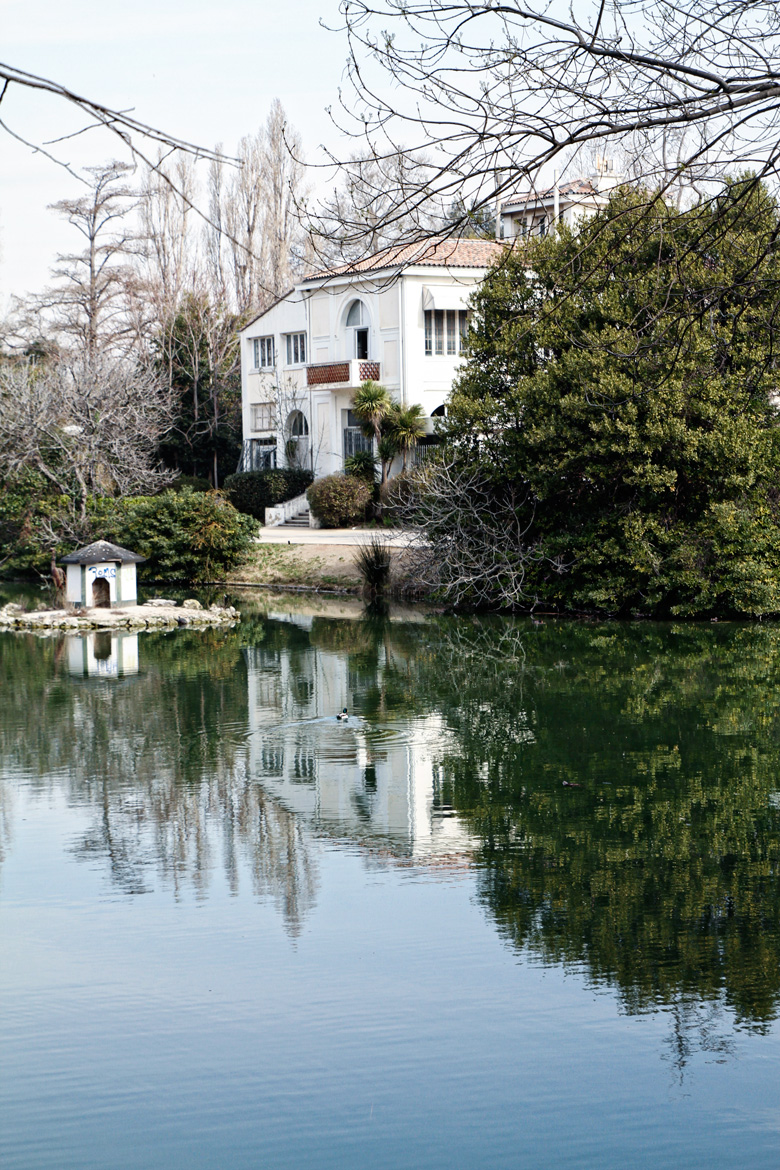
[351,381,394,485]
[390,404,427,471]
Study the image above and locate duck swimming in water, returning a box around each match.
[336,707,349,721]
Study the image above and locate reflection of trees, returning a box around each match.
[278,612,780,1036]
[419,621,780,1034]
[6,613,780,1035]
[0,628,318,935]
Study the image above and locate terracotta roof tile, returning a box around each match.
[502,179,599,206]
[303,237,506,282]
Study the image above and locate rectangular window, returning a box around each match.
[425,310,470,356]
[252,337,274,369]
[446,310,457,355]
[285,332,307,365]
[251,403,276,432]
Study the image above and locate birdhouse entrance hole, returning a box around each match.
[92,578,111,608]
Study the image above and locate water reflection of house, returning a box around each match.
[67,632,139,678]
[244,611,475,863]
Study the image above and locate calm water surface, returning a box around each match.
[2,593,780,1168]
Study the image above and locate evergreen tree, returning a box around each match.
[444,179,780,616]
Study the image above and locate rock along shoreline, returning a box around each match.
[0,598,240,635]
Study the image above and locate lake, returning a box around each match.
[2,591,780,1168]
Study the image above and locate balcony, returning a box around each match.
[306,359,380,389]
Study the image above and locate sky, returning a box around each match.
[0,0,351,306]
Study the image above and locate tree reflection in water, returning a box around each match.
[0,625,318,937]
[3,610,780,1055]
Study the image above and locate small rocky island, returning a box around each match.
[0,597,240,634]
[0,539,240,634]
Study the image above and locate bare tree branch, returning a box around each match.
[321,1,780,251]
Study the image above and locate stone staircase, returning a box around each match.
[278,508,311,528]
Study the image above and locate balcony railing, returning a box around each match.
[306,359,381,388]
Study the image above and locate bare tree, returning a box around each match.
[206,102,309,314]
[0,355,175,540]
[30,162,138,360]
[327,1,780,250]
[397,456,558,609]
[309,148,443,267]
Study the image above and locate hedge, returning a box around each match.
[306,474,372,528]
[90,489,257,582]
[222,469,314,520]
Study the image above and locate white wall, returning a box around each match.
[239,262,490,479]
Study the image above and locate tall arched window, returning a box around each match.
[288,410,309,437]
[345,299,369,359]
[285,410,310,470]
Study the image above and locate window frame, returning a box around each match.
[424,309,469,357]
[285,332,307,367]
[252,336,274,370]
[250,402,277,432]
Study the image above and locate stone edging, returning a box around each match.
[0,598,240,633]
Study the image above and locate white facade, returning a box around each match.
[65,559,138,608]
[238,238,504,478]
[499,160,624,240]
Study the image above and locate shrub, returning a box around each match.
[222,469,314,520]
[354,538,392,598]
[91,488,257,583]
[380,472,418,525]
[171,474,212,493]
[306,474,372,528]
[344,450,378,481]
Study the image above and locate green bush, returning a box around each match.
[91,489,257,583]
[344,450,378,481]
[306,474,372,528]
[222,469,314,520]
[171,474,212,493]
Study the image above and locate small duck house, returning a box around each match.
[61,541,146,609]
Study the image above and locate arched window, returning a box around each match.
[288,410,309,438]
[285,410,310,470]
[346,300,365,327]
[345,299,370,359]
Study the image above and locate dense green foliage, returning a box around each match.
[0,469,64,576]
[154,295,243,486]
[223,469,314,520]
[446,179,780,616]
[344,450,378,481]
[0,477,255,583]
[91,488,256,582]
[306,473,372,527]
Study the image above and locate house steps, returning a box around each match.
[277,509,311,528]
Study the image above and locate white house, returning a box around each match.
[237,237,504,478]
[498,158,624,240]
